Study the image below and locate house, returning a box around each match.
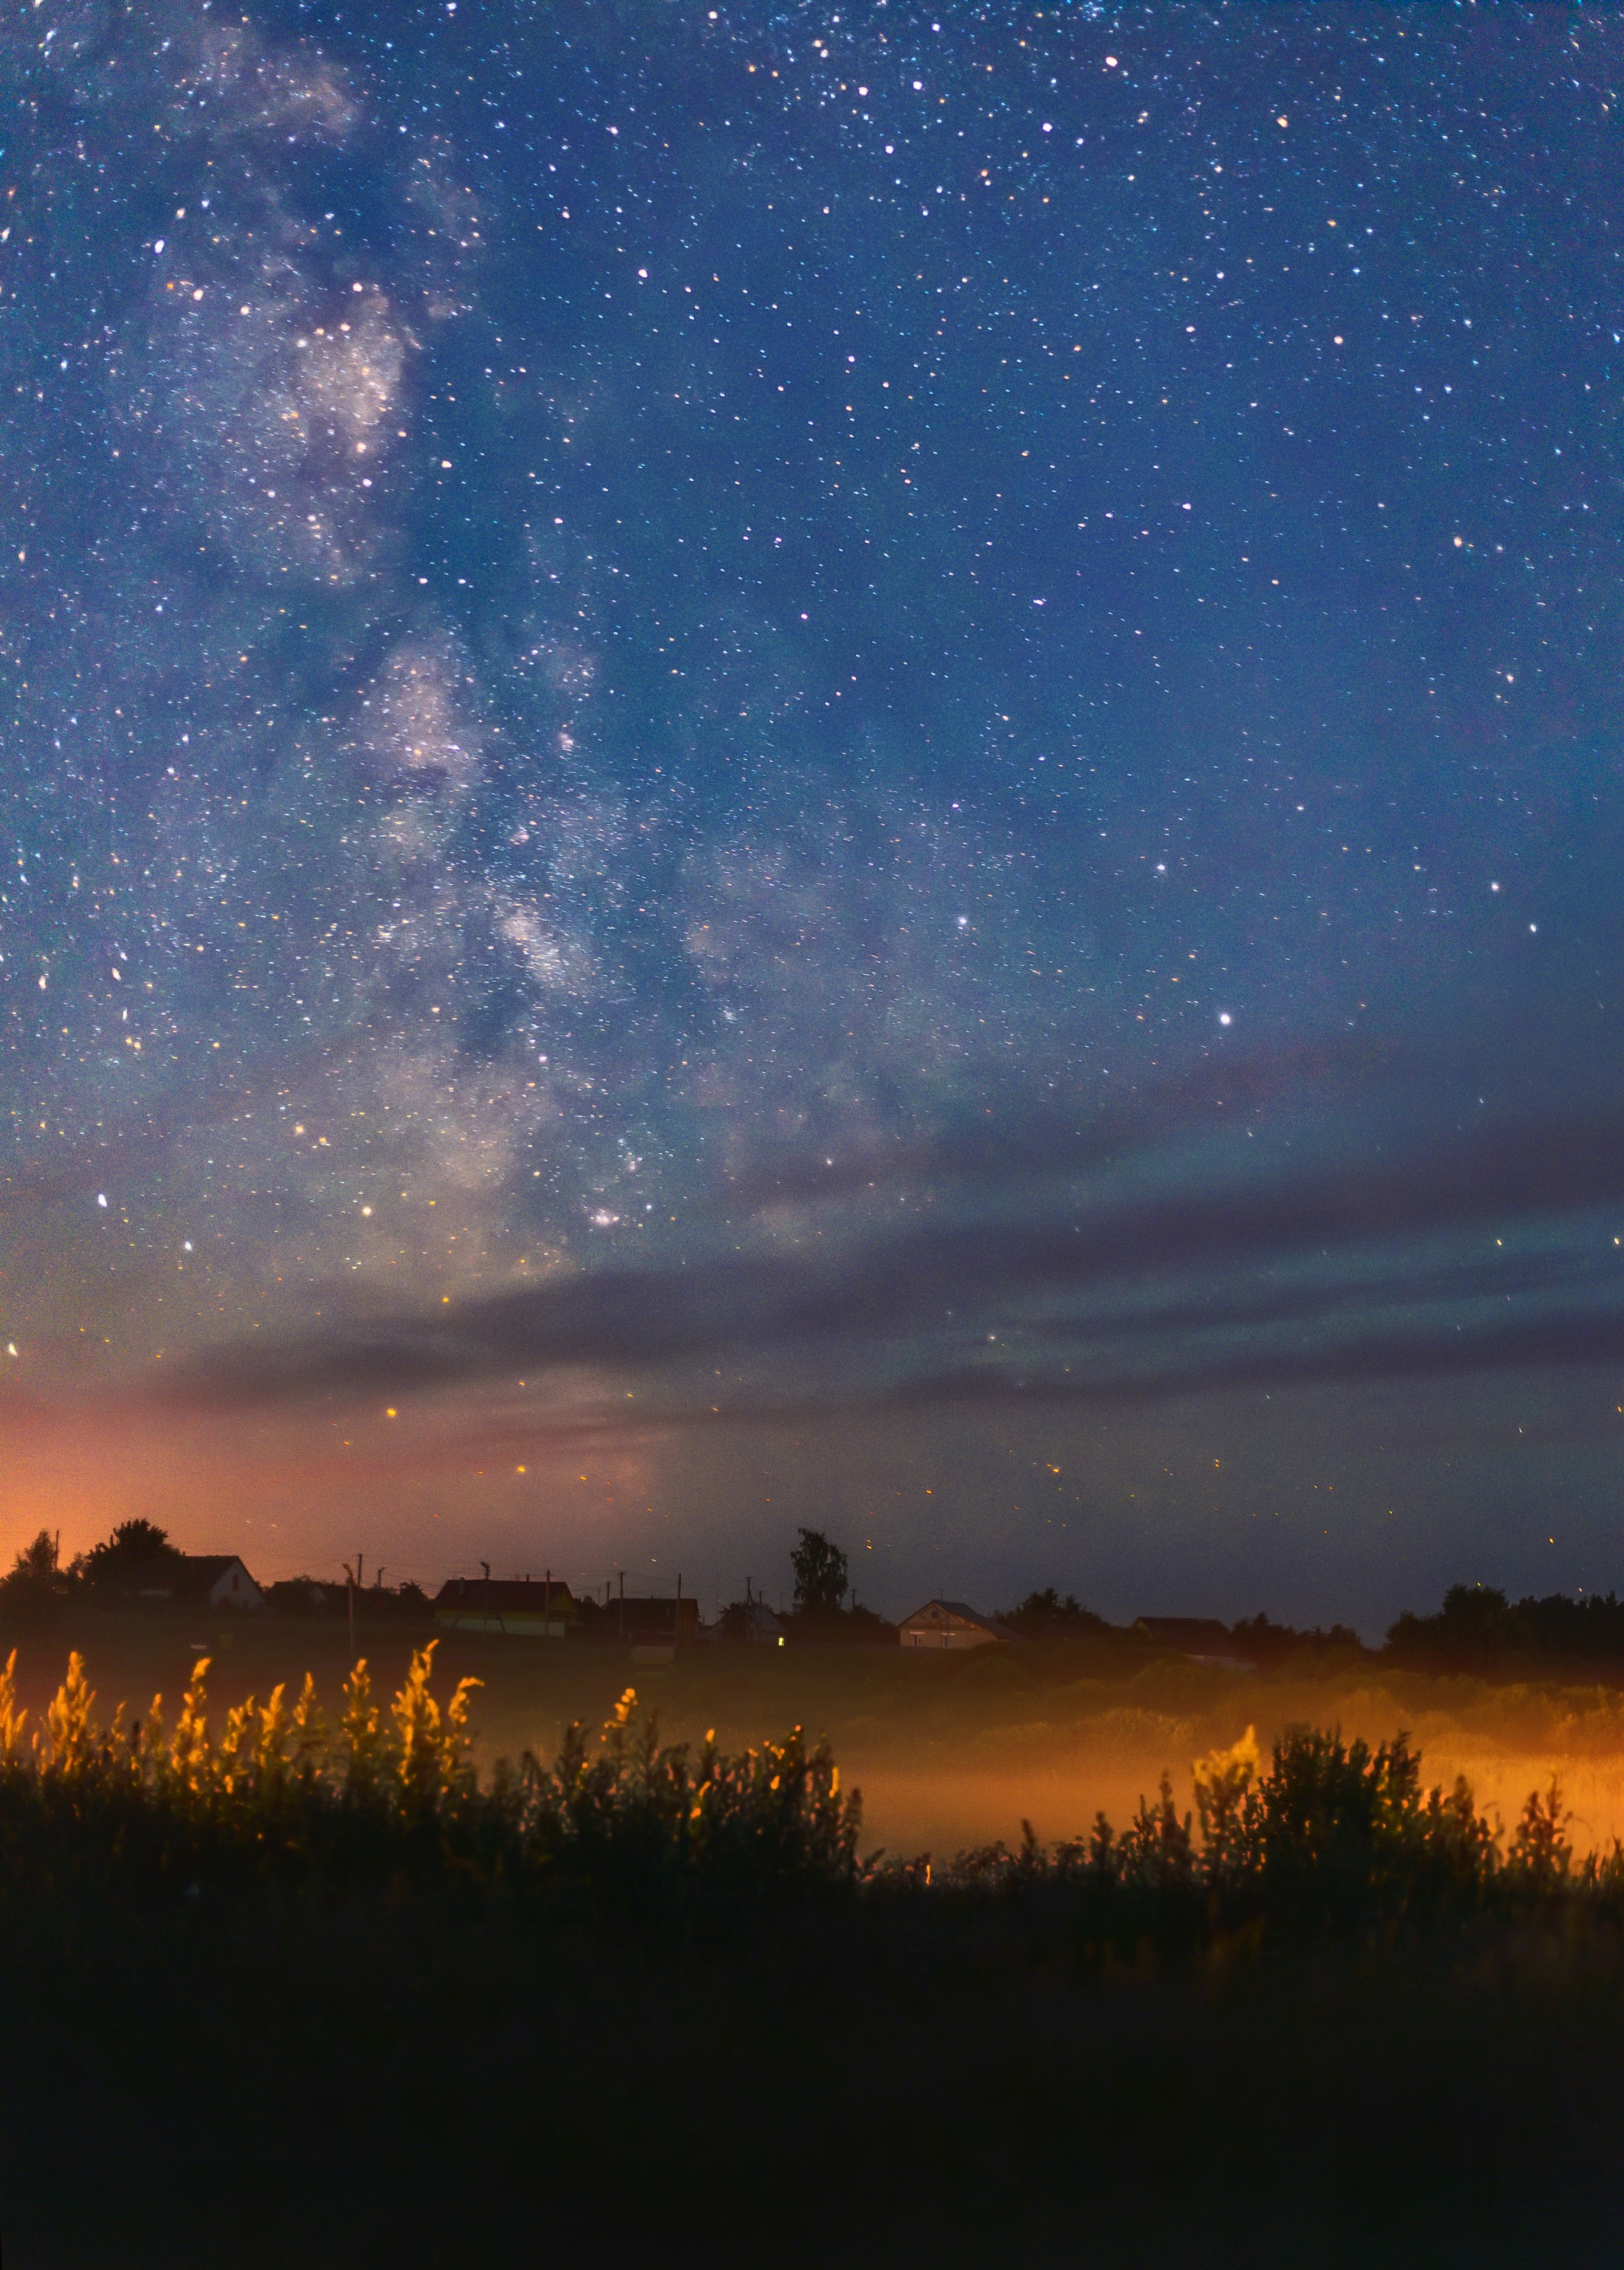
[129,1555,266,1613]
[898,1600,1012,1652]
[570,1594,703,1665]
[707,1598,788,1646]
[605,1596,702,1648]
[431,1576,577,1639]
[733,1600,787,1646]
[1133,1617,1254,1671]
[265,1577,341,1615]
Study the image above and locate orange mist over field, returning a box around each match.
[5,1603,1624,1864]
[844,1743,1624,1860]
[568,1661,1624,1860]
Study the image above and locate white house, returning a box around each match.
[898,1600,1012,1652]
[132,1555,266,1612]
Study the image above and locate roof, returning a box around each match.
[899,1599,1012,1639]
[432,1577,577,1615]
[1134,1617,1244,1658]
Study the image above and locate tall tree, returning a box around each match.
[790,1528,849,1619]
[0,1529,69,1623]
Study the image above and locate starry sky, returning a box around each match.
[3,0,1624,1630]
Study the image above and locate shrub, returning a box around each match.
[932,1722,1600,1957]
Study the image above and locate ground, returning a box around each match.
[4,1610,1624,2265]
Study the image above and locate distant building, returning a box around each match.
[431,1576,577,1639]
[607,1596,702,1648]
[129,1555,265,1613]
[265,1577,340,1615]
[1133,1617,1253,1671]
[735,1600,787,1646]
[709,1599,788,1646]
[898,1600,1012,1652]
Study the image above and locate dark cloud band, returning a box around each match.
[157,1097,1624,1419]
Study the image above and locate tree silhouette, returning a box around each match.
[999,1588,1108,1639]
[0,1529,69,1623]
[79,1517,182,1596]
[790,1528,849,1619]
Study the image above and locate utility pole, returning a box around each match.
[482,1558,492,1635]
[343,1561,356,1661]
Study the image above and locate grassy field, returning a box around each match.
[16,1607,1624,1857]
[3,1615,1624,2265]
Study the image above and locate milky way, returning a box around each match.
[3,4,1624,1625]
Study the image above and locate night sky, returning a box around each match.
[4,1,1624,1631]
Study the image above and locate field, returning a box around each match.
[7,1613,1624,2266]
[15,1606,1624,1856]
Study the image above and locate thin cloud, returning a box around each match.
[729,1036,1392,1206]
[157,1097,1624,1418]
[222,1300,1624,1466]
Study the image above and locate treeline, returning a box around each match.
[993,1586,1624,1679]
[11,1521,1624,1682]
[725,1537,1624,1678]
[1383,1583,1624,1675]
[987,1591,1364,1659]
[0,1522,431,1625]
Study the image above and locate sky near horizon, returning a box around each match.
[2,1,1624,1632]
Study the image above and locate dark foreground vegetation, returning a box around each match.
[4,1649,1624,2264]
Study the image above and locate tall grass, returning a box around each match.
[0,1642,861,1919]
[3,1645,1621,1949]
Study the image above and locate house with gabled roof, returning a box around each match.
[898,1599,1012,1652]
[128,1555,265,1613]
[431,1575,577,1638]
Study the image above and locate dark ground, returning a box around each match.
[3,1875,1624,2266]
